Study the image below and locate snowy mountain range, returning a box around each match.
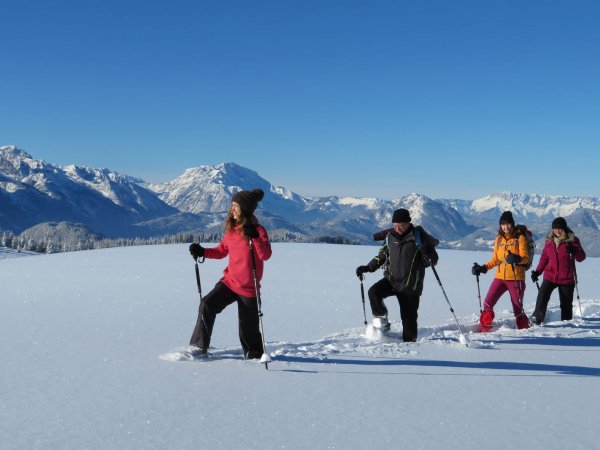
[0,146,177,237]
[2,145,600,255]
[442,192,600,223]
[146,162,474,242]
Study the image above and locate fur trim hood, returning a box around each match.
[545,229,576,242]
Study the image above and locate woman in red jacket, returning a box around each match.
[530,217,586,325]
[188,189,272,359]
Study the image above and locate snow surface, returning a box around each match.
[1,243,599,449]
[0,247,39,259]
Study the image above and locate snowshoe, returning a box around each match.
[372,316,391,332]
[245,350,263,360]
[530,315,542,326]
[516,314,531,330]
[365,316,391,340]
[189,345,211,358]
[160,346,213,362]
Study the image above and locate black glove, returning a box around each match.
[189,243,205,259]
[356,265,370,278]
[471,263,488,276]
[424,251,439,267]
[505,252,520,265]
[531,270,540,283]
[567,244,575,255]
[243,224,259,239]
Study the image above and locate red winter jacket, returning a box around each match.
[204,220,272,297]
[535,231,586,285]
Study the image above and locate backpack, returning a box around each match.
[413,226,439,268]
[496,224,535,270]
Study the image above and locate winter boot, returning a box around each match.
[372,316,391,332]
[479,310,494,333]
[515,314,531,330]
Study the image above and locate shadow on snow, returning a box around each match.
[273,354,600,377]
[486,335,600,348]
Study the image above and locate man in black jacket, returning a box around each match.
[356,208,439,342]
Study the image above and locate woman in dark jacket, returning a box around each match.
[530,217,586,324]
[355,208,439,342]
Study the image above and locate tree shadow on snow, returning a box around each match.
[273,354,600,377]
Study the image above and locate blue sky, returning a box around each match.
[2,0,599,200]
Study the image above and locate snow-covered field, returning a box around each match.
[1,243,599,449]
[0,247,38,259]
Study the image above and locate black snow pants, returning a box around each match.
[368,277,420,342]
[532,280,575,324]
[189,281,263,358]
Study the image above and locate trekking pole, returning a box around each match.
[571,254,583,318]
[249,239,271,369]
[430,265,469,346]
[473,265,482,314]
[511,263,533,328]
[194,256,205,301]
[193,254,210,340]
[359,275,368,325]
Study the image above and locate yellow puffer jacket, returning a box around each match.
[485,231,529,281]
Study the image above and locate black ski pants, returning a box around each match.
[532,280,575,324]
[368,277,420,342]
[189,282,263,358]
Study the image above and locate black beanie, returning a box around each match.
[552,217,568,231]
[232,188,265,215]
[392,208,411,223]
[499,211,515,225]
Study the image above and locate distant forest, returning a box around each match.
[0,229,361,254]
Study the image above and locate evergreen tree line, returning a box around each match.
[0,229,361,254]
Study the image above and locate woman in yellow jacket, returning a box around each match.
[472,211,531,332]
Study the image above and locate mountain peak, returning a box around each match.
[0,145,33,159]
[148,162,301,214]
